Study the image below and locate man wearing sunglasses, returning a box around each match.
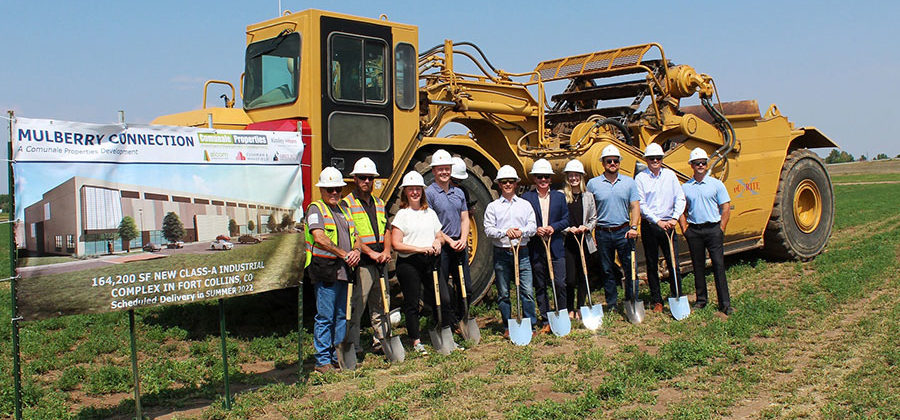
[522,158,569,334]
[586,145,641,311]
[635,143,686,313]
[678,148,734,315]
[341,158,392,357]
[484,165,539,337]
[304,167,361,373]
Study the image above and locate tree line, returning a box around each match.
[825,149,899,164]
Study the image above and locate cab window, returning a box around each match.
[394,43,416,110]
[244,32,301,110]
[330,34,387,104]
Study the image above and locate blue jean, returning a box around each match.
[313,280,348,367]
[493,247,538,327]
[596,227,635,307]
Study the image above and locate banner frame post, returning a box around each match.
[9,110,23,420]
[297,282,303,382]
[128,309,144,419]
[218,298,232,410]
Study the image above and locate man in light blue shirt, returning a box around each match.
[484,165,538,336]
[678,148,733,315]
[635,143,686,313]
[585,145,641,309]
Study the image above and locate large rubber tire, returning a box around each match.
[392,157,497,304]
[763,149,834,261]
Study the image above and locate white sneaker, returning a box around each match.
[414,342,428,355]
[454,343,466,352]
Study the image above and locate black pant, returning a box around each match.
[396,253,446,340]
[684,223,731,309]
[531,243,568,322]
[439,243,470,322]
[640,219,679,304]
[564,236,589,310]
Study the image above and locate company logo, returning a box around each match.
[198,133,234,144]
[236,152,247,161]
[733,177,760,198]
[233,134,268,145]
[203,149,229,161]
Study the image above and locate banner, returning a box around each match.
[12,117,306,320]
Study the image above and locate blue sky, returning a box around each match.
[3,1,899,194]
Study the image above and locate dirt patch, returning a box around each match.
[827,159,900,175]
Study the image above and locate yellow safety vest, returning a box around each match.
[341,192,387,246]
[304,200,356,268]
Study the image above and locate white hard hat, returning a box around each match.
[644,143,664,158]
[601,144,621,159]
[689,147,709,162]
[316,167,347,188]
[349,157,379,176]
[563,159,585,174]
[495,165,520,181]
[451,157,468,180]
[430,149,453,167]
[400,171,426,188]
[529,158,554,175]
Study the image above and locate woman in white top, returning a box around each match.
[560,160,598,319]
[391,171,443,354]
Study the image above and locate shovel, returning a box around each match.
[337,282,357,370]
[376,265,405,363]
[578,232,603,331]
[623,242,645,324]
[666,230,691,321]
[429,263,456,355]
[508,240,533,346]
[541,236,570,337]
[456,261,481,345]
[576,231,603,331]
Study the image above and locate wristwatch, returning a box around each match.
[630,225,638,231]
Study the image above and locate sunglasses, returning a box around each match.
[324,187,342,194]
[498,179,517,185]
[534,174,551,180]
[647,156,662,162]
[604,158,620,165]
[355,175,374,181]
[691,160,708,167]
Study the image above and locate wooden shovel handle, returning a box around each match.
[345,282,353,321]
[458,263,467,299]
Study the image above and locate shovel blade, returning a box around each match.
[508,318,532,346]
[459,319,481,346]
[668,296,691,321]
[548,310,571,337]
[633,299,645,323]
[430,327,455,355]
[382,336,405,363]
[580,305,604,331]
[337,342,357,371]
[623,300,636,323]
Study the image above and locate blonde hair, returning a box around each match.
[399,186,428,210]
[563,175,586,204]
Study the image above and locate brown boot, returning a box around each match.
[652,303,663,313]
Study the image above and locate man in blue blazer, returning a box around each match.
[523,159,570,334]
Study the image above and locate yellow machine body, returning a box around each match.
[153,10,837,301]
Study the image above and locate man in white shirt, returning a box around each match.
[635,143,686,313]
[483,165,538,338]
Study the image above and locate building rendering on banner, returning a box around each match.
[23,176,294,256]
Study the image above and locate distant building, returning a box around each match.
[23,176,294,256]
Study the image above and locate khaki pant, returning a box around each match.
[346,263,388,351]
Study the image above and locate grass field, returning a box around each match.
[2,175,899,418]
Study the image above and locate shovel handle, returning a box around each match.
[665,229,680,296]
[458,263,467,300]
[631,247,639,299]
[379,274,390,317]
[541,236,559,312]
[512,240,522,321]
[576,231,593,307]
[345,282,353,321]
